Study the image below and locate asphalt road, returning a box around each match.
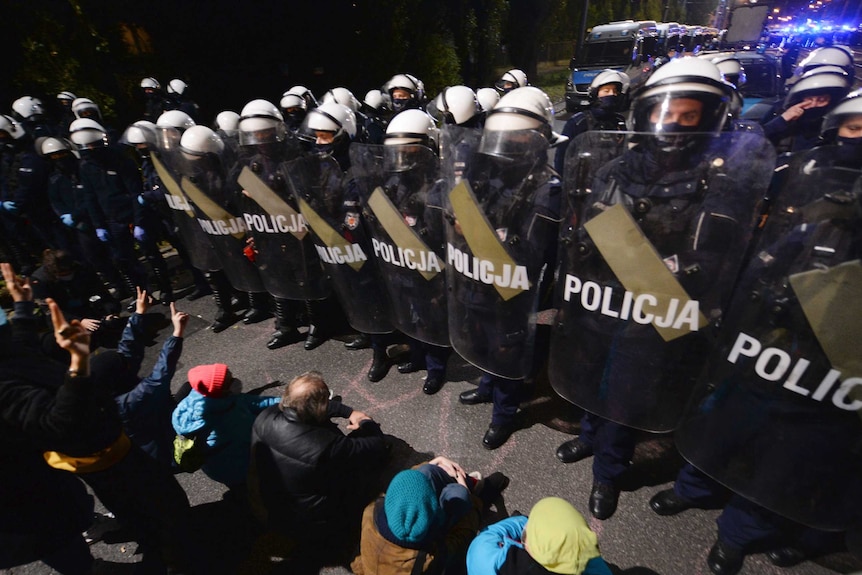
[3,261,860,575]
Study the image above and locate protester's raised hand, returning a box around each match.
[170,302,190,338]
[1,262,32,302]
[135,287,150,315]
[48,298,91,364]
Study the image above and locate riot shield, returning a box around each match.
[675,149,862,531]
[443,130,558,380]
[439,124,483,188]
[177,154,265,294]
[149,152,221,273]
[349,143,449,346]
[550,131,776,432]
[235,150,330,301]
[286,154,394,334]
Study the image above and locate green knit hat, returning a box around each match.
[384,470,441,545]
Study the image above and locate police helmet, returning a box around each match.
[167,79,188,96]
[433,85,481,126]
[280,93,307,113]
[631,57,733,135]
[72,98,101,120]
[784,67,851,109]
[796,46,855,79]
[286,85,319,109]
[321,87,361,113]
[303,102,357,143]
[384,109,438,148]
[57,91,77,106]
[120,121,157,149]
[69,118,109,150]
[476,88,501,113]
[362,89,389,114]
[180,125,225,158]
[238,99,286,146]
[12,96,46,121]
[495,69,528,94]
[0,115,25,141]
[484,86,566,146]
[820,88,862,142]
[38,137,73,158]
[213,111,240,134]
[711,56,746,89]
[140,77,161,91]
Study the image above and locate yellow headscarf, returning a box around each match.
[524,497,601,575]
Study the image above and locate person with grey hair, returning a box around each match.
[248,371,389,549]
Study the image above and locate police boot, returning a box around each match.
[368,348,394,382]
[186,268,213,301]
[267,298,303,350]
[303,299,329,351]
[119,272,139,312]
[243,292,272,324]
[208,271,240,333]
[151,261,174,305]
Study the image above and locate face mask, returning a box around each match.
[834,136,862,164]
[652,123,700,152]
[596,95,619,112]
[391,97,411,113]
[313,142,334,156]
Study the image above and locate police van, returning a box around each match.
[565,20,658,113]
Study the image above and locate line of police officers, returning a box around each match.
[1,50,860,574]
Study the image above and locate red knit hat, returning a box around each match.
[188,363,230,397]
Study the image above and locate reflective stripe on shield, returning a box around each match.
[584,203,708,341]
[790,260,862,378]
[367,187,441,281]
[238,166,307,240]
[151,154,195,218]
[449,181,523,301]
[180,177,245,241]
[297,196,364,272]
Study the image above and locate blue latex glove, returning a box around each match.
[133,225,147,242]
[137,194,146,205]
[96,228,109,242]
[61,213,74,227]
[1,201,17,213]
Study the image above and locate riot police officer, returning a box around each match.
[235,99,331,351]
[761,66,851,153]
[383,74,426,114]
[450,86,566,448]
[70,118,153,300]
[55,91,77,137]
[140,77,167,123]
[11,96,54,138]
[550,58,772,520]
[495,69,528,94]
[554,69,629,174]
[164,79,201,122]
[650,88,862,575]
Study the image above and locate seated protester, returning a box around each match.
[467,497,612,575]
[30,248,122,350]
[101,288,189,469]
[172,363,279,489]
[248,371,389,542]
[351,456,510,575]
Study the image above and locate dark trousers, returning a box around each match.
[579,412,636,485]
[477,373,522,427]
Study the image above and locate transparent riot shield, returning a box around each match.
[178,154,265,294]
[675,148,862,531]
[550,131,776,432]
[349,143,449,346]
[286,154,394,334]
[443,130,558,380]
[149,152,220,273]
[439,124,483,188]
[234,149,330,301]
